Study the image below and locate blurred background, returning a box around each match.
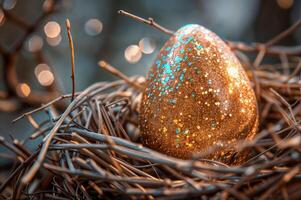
[0,0,301,144]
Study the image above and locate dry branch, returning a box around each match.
[65,19,76,102]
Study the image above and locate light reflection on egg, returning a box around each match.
[140,24,258,164]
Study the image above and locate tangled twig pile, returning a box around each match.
[1,11,301,200]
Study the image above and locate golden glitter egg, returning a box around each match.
[139,24,258,164]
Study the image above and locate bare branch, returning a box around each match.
[66,19,76,102]
[98,60,143,90]
[265,19,301,47]
[117,10,174,35]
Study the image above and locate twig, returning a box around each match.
[228,41,301,56]
[265,19,301,47]
[0,151,39,193]
[66,19,76,102]
[117,10,174,35]
[98,60,144,90]
[2,9,30,29]
[20,83,107,185]
[12,93,75,123]
[1,0,62,109]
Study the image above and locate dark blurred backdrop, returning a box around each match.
[0,0,301,143]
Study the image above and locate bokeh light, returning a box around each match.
[42,0,53,12]
[44,21,61,38]
[277,0,294,9]
[84,18,103,36]
[34,63,50,77]
[27,35,43,52]
[138,37,156,54]
[34,63,54,86]
[0,9,6,26]
[124,45,142,64]
[37,70,54,86]
[16,83,31,97]
[46,34,62,46]
[3,0,17,10]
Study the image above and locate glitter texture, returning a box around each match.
[140,24,258,164]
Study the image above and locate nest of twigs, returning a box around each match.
[2,13,301,200]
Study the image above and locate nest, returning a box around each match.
[2,13,301,200]
[1,57,301,199]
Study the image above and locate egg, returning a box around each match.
[139,24,258,164]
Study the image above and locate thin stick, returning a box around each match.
[228,41,301,56]
[0,151,39,193]
[284,60,301,82]
[12,94,74,123]
[98,60,143,90]
[20,83,102,185]
[265,19,301,47]
[117,10,301,58]
[117,10,174,35]
[66,19,76,102]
